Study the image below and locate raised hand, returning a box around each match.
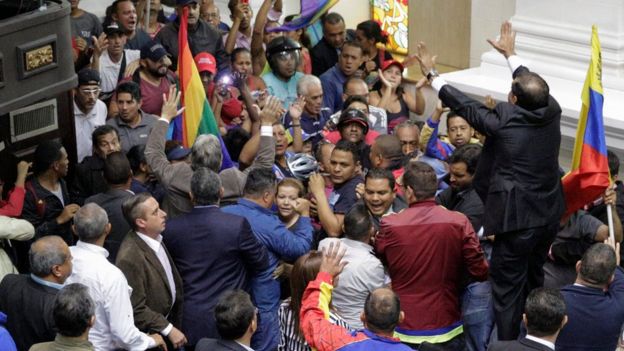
[308,173,326,197]
[487,21,516,58]
[293,198,311,217]
[160,85,185,122]
[414,42,438,76]
[288,96,306,122]
[259,95,283,125]
[378,69,397,90]
[92,33,108,57]
[319,241,348,278]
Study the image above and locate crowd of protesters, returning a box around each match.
[0,0,623,350]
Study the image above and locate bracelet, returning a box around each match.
[291,124,301,127]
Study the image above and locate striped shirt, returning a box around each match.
[278,299,352,351]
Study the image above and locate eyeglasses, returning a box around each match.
[79,87,101,96]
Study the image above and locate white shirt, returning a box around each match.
[66,241,155,351]
[525,335,555,350]
[136,232,176,336]
[318,237,387,329]
[235,341,255,351]
[99,49,141,93]
[74,99,107,163]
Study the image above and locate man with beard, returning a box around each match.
[111,0,152,50]
[113,40,177,116]
[320,41,365,114]
[156,0,229,71]
[91,22,140,105]
[108,81,158,153]
[283,75,330,148]
[262,36,304,109]
[73,69,108,163]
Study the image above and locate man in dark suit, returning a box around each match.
[0,236,73,350]
[116,193,187,349]
[311,13,349,76]
[196,290,257,351]
[489,288,566,351]
[415,21,565,340]
[85,151,134,262]
[163,168,269,348]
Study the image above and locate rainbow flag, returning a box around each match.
[266,0,340,33]
[174,6,233,169]
[561,25,610,218]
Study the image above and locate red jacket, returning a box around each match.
[375,200,488,344]
[0,186,25,217]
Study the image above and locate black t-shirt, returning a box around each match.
[328,175,364,214]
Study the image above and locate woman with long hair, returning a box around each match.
[278,251,351,351]
[355,20,393,82]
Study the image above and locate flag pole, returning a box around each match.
[608,196,616,242]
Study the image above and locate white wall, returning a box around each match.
[469,0,515,67]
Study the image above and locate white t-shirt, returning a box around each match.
[74,99,107,162]
[99,49,141,93]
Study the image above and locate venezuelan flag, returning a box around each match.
[561,25,610,218]
[266,0,340,33]
[175,6,233,169]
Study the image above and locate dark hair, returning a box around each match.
[524,288,566,337]
[373,135,402,161]
[223,127,251,162]
[122,192,153,231]
[104,152,132,185]
[511,72,550,111]
[127,144,147,174]
[341,40,364,56]
[104,0,133,28]
[356,20,388,44]
[92,125,120,145]
[608,150,620,178]
[343,95,369,114]
[322,12,344,26]
[365,168,396,192]
[33,140,64,176]
[227,0,238,14]
[403,161,437,200]
[191,168,222,206]
[284,14,312,49]
[53,283,95,337]
[243,168,276,198]
[446,111,467,125]
[231,47,252,65]
[580,243,617,286]
[215,290,256,340]
[364,289,401,333]
[344,203,373,241]
[116,81,142,102]
[289,251,323,337]
[0,151,18,199]
[447,144,482,175]
[333,140,361,165]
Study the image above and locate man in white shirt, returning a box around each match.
[91,22,140,102]
[116,193,187,349]
[65,203,166,351]
[74,68,107,163]
[318,203,387,329]
[329,77,388,134]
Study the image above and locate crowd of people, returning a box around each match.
[0,0,623,350]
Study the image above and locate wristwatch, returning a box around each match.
[426,68,440,82]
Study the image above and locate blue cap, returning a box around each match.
[166,145,191,161]
[140,40,169,61]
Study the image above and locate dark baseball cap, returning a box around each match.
[338,108,369,135]
[166,145,192,161]
[141,40,169,61]
[105,22,126,36]
[176,0,198,6]
[77,68,101,86]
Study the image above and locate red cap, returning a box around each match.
[194,52,217,74]
[381,59,404,72]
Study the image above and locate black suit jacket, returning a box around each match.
[85,188,133,262]
[0,274,57,350]
[115,231,184,333]
[439,66,565,235]
[163,206,269,346]
[196,338,249,351]
[489,337,553,351]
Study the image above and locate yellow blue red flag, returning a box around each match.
[561,25,610,218]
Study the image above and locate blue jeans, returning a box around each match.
[252,310,280,351]
[461,281,494,351]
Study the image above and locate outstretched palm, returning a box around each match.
[487,21,516,58]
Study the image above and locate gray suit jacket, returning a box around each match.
[85,188,134,262]
[115,231,184,332]
[196,338,250,351]
[145,120,275,218]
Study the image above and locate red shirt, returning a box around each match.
[376,200,488,333]
[0,186,25,217]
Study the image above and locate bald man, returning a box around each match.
[0,236,72,350]
[300,242,412,351]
